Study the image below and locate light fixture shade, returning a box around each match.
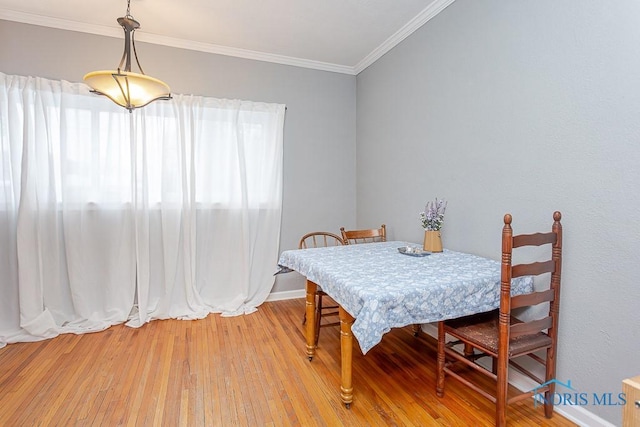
[84,70,171,111]
[83,1,171,112]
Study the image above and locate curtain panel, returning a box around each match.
[0,72,286,348]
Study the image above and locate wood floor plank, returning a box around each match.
[0,299,578,426]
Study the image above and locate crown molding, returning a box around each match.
[0,9,124,38]
[1,1,456,77]
[0,9,356,75]
[133,32,357,75]
[353,0,456,74]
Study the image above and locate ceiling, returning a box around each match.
[0,0,454,75]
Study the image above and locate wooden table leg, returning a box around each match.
[436,321,445,397]
[305,280,317,361]
[339,306,354,408]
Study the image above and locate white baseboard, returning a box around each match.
[265,289,305,302]
[507,370,616,427]
[420,324,615,427]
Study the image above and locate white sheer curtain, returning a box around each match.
[0,72,285,348]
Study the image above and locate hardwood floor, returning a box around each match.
[0,299,577,426]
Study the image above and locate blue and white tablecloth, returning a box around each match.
[277,241,533,354]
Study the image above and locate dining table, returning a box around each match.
[276,241,534,407]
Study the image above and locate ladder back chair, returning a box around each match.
[298,231,344,347]
[340,224,386,245]
[436,211,563,427]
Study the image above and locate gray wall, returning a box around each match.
[0,19,357,293]
[357,0,640,424]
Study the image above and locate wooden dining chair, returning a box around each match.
[298,231,344,347]
[436,211,563,427]
[340,224,386,245]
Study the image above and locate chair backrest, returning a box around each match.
[298,231,344,249]
[500,211,563,344]
[340,224,386,245]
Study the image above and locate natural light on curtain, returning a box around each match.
[0,72,286,348]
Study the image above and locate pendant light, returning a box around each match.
[83,0,171,112]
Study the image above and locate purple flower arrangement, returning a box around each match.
[420,198,447,231]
